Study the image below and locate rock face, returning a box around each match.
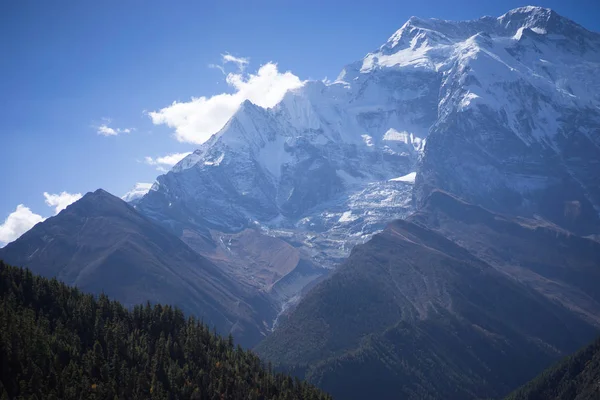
[136,7,600,316]
[135,54,425,312]
[255,190,600,400]
[137,87,420,266]
[0,190,276,347]
[399,7,600,233]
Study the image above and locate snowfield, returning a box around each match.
[136,6,600,313]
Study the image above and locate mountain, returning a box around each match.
[135,6,600,322]
[2,6,598,398]
[0,261,331,400]
[410,190,600,325]
[121,182,153,205]
[405,6,600,234]
[136,91,418,318]
[0,189,276,347]
[255,190,600,399]
[506,335,600,400]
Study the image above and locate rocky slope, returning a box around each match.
[411,190,600,326]
[135,7,600,319]
[0,190,276,347]
[405,6,600,234]
[255,190,600,399]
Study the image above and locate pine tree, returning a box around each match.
[0,261,331,400]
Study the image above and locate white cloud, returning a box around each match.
[96,120,134,136]
[122,182,153,203]
[222,54,249,71]
[148,61,304,145]
[144,152,192,170]
[43,191,83,214]
[0,205,45,247]
[97,124,118,136]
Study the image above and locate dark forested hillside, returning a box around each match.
[506,336,600,400]
[0,261,330,400]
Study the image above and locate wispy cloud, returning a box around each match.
[144,152,192,171]
[95,118,134,136]
[149,59,304,145]
[222,53,249,71]
[209,53,250,75]
[208,63,226,75]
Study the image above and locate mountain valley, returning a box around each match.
[0,190,276,347]
[131,6,600,323]
[256,190,600,399]
[1,5,600,400]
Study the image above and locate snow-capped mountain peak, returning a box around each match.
[122,182,154,204]
[498,6,556,30]
[138,6,600,282]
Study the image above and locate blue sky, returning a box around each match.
[1,0,599,245]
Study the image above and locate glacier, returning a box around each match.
[136,6,600,319]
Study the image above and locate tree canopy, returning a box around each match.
[0,261,331,400]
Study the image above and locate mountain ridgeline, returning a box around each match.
[0,261,330,400]
[0,189,277,348]
[506,335,600,400]
[1,5,600,400]
[256,190,600,399]
[135,5,600,264]
[125,5,600,338]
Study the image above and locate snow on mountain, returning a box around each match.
[122,183,154,204]
[398,6,600,232]
[138,73,424,260]
[337,6,600,232]
[390,172,417,183]
[137,7,600,313]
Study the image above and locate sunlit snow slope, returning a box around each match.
[137,6,600,310]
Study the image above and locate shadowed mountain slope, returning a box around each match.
[256,190,600,399]
[0,189,276,347]
[506,335,600,400]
